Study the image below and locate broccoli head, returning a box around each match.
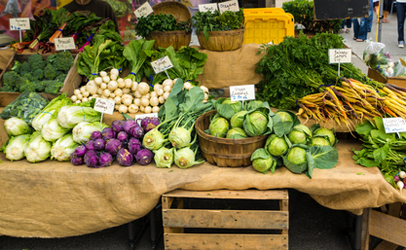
[44,63,57,80]
[11,61,22,74]
[44,80,63,95]
[1,85,15,92]
[52,51,74,72]
[32,68,44,80]
[22,73,35,82]
[33,80,46,92]
[20,61,31,75]
[56,73,67,83]
[2,71,19,90]
[30,60,47,71]
[28,54,44,67]
[18,78,36,93]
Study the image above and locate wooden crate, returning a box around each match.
[361,203,406,250]
[367,67,406,89]
[0,53,82,107]
[162,189,289,250]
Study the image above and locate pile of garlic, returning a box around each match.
[70,69,175,114]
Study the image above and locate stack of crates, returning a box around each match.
[162,189,289,250]
[243,8,295,45]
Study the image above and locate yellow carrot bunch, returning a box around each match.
[297,78,406,129]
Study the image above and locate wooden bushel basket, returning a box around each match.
[195,110,268,167]
[147,30,191,50]
[197,28,245,51]
[149,1,192,50]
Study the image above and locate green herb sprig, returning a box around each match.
[135,13,191,38]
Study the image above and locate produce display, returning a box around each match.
[135,13,192,38]
[0,52,74,94]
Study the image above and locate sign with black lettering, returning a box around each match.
[230,85,255,102]
[94,98,115,115]
[329,49,352,64]
[151,56,174,74]
[134,2,153,18]
[199,3,218,13]
[9,18,30,30]
[218,0,239,13]
[54,37,76,51]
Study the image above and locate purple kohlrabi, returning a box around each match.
[123,119,137,134]
[94,138,105,151]
[104,138,123,156]
[139,117,160,132]
[117,131,129,142]
[111,120,124,133]
[130,124,144,139]
[136,149,154,165]
[102,127,116,141]
[117,148,134,166]
[74,145,87,157]
[98,152,114,167]
[70,152,84,165]
[84,150,99,168]
[90,130,102,140]
[128,137,142,154]
[85,140,95,151]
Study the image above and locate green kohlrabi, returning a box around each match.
[169,116,197,149]
[24,131,52,163]
[174,146,205,169]
[4,134,30,161]
[51,133,80,161]
[41,117,71,142]
[32,94,73,131]
[4,117,32,137]
[250,148,276,173]
[154,147,174,168]
[143,127,169,151]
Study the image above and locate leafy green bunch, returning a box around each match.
[282,0,341,34]
[135,13,192,38]
[192,10,244,41]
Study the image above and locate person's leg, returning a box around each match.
[397,3,406,46]
[367,0,374,32]
[357,17,368,41]
[352,19,360,39]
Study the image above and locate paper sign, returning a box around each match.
[54,37,76,51]
[218,0,239,13]
[151,56,174,74]
[383,117,406,133]
[199,3,218,13]
[329,49,352,64]
[134,2,154,18]
[180,0,194,8]
[94,98,115,115]
[9,18,30,30]
[230,85,255,102]
[135,113,159,125]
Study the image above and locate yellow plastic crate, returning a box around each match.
[243,8,295,45]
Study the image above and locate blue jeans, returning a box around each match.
[367,0,374,32]
[342,19,352,29]
[353,18,368,40]
[397,2,406,42]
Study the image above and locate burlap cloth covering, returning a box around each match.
[1,47,406,238]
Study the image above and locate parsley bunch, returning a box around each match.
[135,14,192,38]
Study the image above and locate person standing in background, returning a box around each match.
[353,0,374,42]
[396,0,406,47]
[340,19,351,33]
[63,0,120,34]
[382,0,394,22]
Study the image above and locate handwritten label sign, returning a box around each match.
[135,113,159,125]
[230,85,255,102]
[134,2,154,18]
[94,98,115,115]
[218,0,239,13]
[199,3,218,13]
[180,0,194,8]
[329,49,352,64]
[9,18,30,30]
[151,56,174,74]
[54,37,76,51]
[383,117,406,133]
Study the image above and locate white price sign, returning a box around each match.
[329,49,352,64]
[383,117,406,133]
[135,113,159,125]
[134,2,154,18]
[54,37,76,51]
[9,18,30,30]
[199,3,218,13]
[230,85,255,102]
[151,56,174,74]
[218,0,239,13]
[94,98,115,115]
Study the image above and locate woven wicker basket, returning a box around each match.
[197,28,245,51]
[147,1,192,50]
[195,110,268,167]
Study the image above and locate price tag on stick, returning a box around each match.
[230,85,255,103]
[134,2,154,18]
[218,0,239,13]
[9,18,30,43]
[94,98,115,123]
[199,3,218,13]
[151,56,174,79]
[383,117,406,138]
[54,37,76,51]
[329,48,352,76]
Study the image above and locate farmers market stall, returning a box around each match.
[1,139,406,238]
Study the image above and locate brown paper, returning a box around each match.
[196,44,264,89]
[0,139,405,238]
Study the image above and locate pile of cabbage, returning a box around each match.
[1,94,108,163]
[251,110,339,178]
[70,118,158,167]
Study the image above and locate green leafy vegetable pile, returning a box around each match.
[135,13,192,38]
[192,10,244,41]
[1,52,74,94]
[255,32,384,110]
[353,117,406,188]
